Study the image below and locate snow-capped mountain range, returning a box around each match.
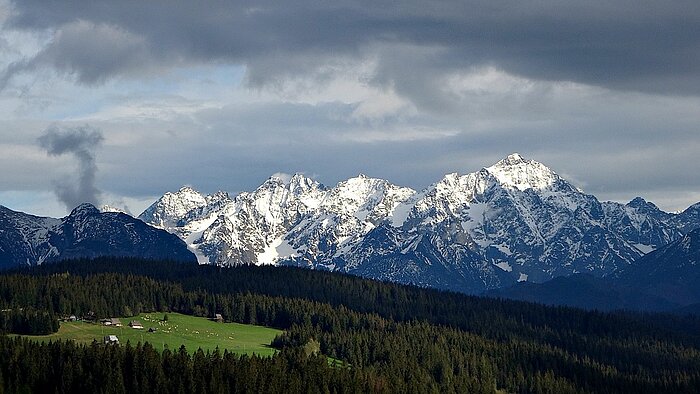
[489,227,700,311]
[138,153,700,293]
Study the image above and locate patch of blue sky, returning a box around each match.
[34,64,247,121]
[0,190,64,217]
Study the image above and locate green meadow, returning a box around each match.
[17,312,282,356]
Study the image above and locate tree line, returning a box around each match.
[0,258,698,392]
[0,336,398,394]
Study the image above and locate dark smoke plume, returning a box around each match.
[38,124,104,212]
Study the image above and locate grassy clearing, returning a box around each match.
[16,312,281,356]
[327,356,350,368]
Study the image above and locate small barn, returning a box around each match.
[129,320,144,329]
[101,318,123,326]
[103,335,119,345]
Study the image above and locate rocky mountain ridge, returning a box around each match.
[490,227,700,311]
[138,153,700,293]
[0,203,196,268]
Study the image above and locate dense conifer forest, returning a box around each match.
[0,258,699,393]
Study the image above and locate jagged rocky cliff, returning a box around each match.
[139,154,699,293]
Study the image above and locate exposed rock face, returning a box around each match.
[139,154,699,293]
[0,203,196,269]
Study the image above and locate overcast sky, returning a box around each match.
[1,0,699,217]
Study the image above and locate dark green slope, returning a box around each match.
[1,259,699,393]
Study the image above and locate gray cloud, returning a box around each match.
[3,0,700,99]
[0,58,33,91]
[32,21,157,85]
[37,124,104,211]
[77,95,698,213]
[1,1,699,216]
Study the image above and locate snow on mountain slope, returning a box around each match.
[138,154,700,294]
[673,202,700,234]
[100,205,129,214]
[0,204,195,268]
[486,153,560,191]
[320,174,415,223]
[602,197,679,252]
[139,186,207,228]
[140,173,415,266]
[615,228,700,305]
[0,205,61,267]
[395,154,641,284]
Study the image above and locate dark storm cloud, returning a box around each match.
[4,0,700,96]
[38,124,104,211]
[2,0,699,216]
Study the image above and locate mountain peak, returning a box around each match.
[288,173,323,192]
[266,174,289,185]
[0,203,196,268]
[69,203,100,217]
[504,152,525,163]
[177,186,200,194]
[491,153,533,168]
[167,186,206,204]
[137,186,207,227]
[165,186,206,204]
[626,197,668,217]
[290,172,309,181]
[627,197,653,209]
[485,153,560,191]
[207,190,230,199]
[628,196,647,204]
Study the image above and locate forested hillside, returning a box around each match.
[0,259,699,393]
